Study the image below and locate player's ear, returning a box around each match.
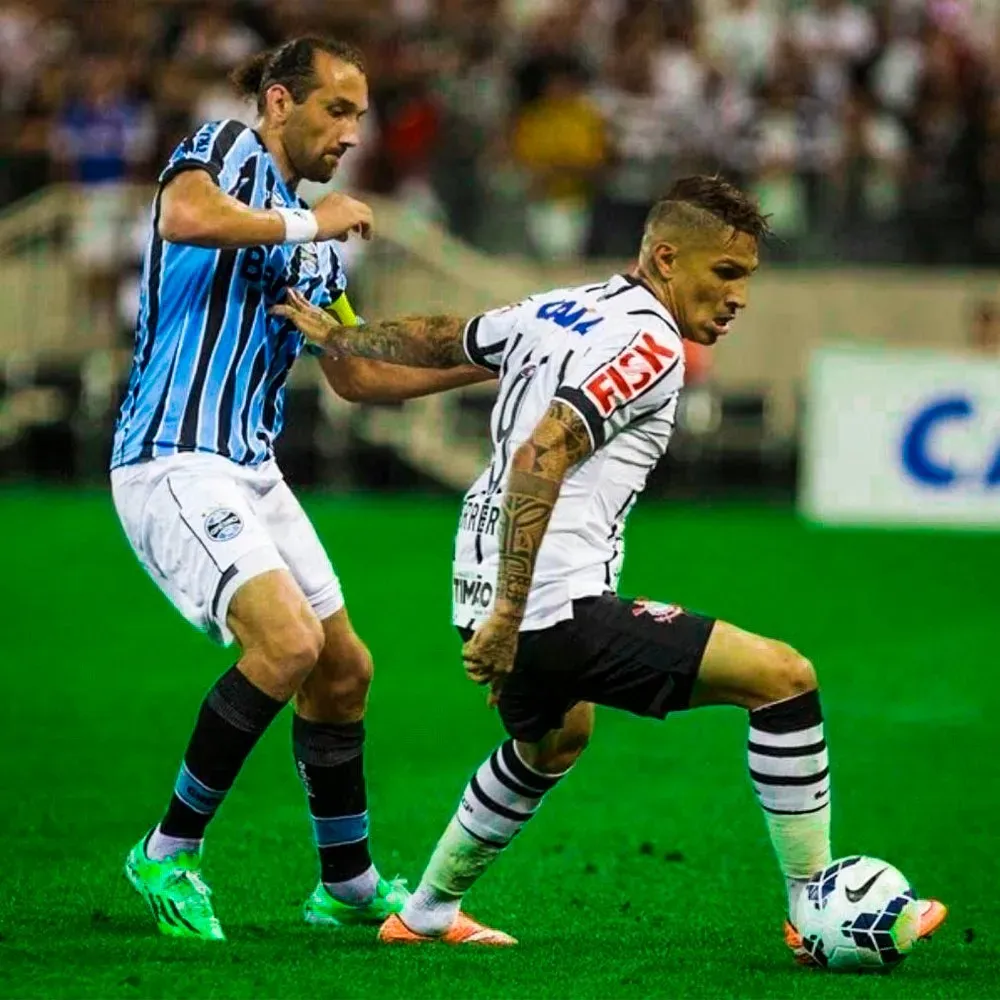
[650,240,678,281]
[263,83,294,123]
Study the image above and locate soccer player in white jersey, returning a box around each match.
[110,37,490,941]
[275,175,947,955]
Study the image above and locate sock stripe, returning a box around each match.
[748,738,826,758]
[311,811,369,848]
[761,800,830,816]
[749,748,828,780]
[173,763,225,816]
[750,689,823,734]
[469,774,533,824]
[488,752,544,800]
[456,816,506,847]
[499,741,559,793]
[292,716,364,767]
[747,723,824,749]
[207,666,286,734]
[749,766,830,787]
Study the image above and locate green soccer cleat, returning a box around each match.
[303,876,409,927]
[124,833,225,942]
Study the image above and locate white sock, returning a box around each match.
[786,876,809,919]
[748,691,832,917]
[146,825,202,862]
[325,863,378,905]
[400,882,463,936]
[402,740,571,935]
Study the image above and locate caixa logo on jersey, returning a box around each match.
[900,396,1000,488]
[204,508,244,542]
[584,331,677,416]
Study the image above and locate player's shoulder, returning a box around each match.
[177,119,258,161]
[188,118,255,143]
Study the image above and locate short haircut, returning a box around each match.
[641,175,771,254]
[231,36,365,112]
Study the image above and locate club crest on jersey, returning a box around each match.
[583,331,677,416]
[204,508,243,542]
[632,598,685,624]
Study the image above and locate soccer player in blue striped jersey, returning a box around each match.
[111,36,491,941]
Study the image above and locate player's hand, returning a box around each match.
[270,289,342,352]
[462,613,520,707]
[312,192,373,242]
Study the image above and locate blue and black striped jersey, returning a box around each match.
[111,119,346,469]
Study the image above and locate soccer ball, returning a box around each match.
[794,856,921,971]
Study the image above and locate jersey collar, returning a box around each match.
[603,273,679,332]
[251,128,306,209]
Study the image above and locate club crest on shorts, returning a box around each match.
[204,508,243,542]
[632,598,685,624]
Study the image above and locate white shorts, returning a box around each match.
[111,452,344,646]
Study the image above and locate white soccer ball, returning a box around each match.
[794,856,921,971]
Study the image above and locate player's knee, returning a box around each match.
[524,726,591,775]
[756,641,817,706]
[325,642,374,709]
[547,729,590,773]
[302,639,374,718]
[262,615,325,684]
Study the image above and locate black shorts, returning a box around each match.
[458,594,715,743]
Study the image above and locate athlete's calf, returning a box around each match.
[144,570,322,861]
[293,609,380,905]
[695,622,829,920]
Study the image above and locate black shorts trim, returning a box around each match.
[459,594,715,743]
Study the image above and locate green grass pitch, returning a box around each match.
[1,490,997,998]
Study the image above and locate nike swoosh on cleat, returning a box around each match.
[845,867,888,903]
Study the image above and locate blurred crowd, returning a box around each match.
[3,0,1000,265]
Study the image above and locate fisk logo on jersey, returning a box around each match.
[583,331,677,416]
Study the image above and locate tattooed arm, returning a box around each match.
[462,400,594,701]
[493,401,594,621]
[271,289,469,368]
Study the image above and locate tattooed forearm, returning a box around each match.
[330,315,469,368]
[493,401,595,620]
[494,471,559,619]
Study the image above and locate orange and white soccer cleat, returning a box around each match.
[378,912,517,946]
[784,918,814,966]
[915,899,948,938]
[785,898,948,966]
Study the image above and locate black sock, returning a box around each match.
[293,716,372,884]
[159,666,286,839]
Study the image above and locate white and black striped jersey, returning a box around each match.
[453,273,686,631]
